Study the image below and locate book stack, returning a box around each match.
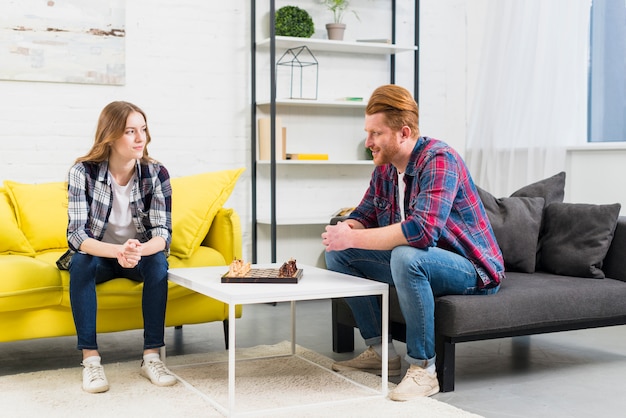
[286,153,329,160]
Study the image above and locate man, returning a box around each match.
[322,85,504,401]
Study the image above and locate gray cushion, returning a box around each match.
[477,186,544,273]
[510,171,566,206]
[507,171,567,269]
[538,202,621,278]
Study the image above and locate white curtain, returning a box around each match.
[466,0,591,196]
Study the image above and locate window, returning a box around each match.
[588,0,626,142]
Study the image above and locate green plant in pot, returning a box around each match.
[275,5,315,38]
[321,0,359,41]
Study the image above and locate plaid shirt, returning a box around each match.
[350,137,505,288]
[66,160,172,254]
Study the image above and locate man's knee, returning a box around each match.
[390,246,429,268]
[325,250,346,271]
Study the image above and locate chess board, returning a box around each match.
[221,268,303,284]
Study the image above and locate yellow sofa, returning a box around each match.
[0,168,245,344]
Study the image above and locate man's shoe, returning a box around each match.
[81,358,109,394]
[140,358,177,387]
[389,364,440,401]
[332,346,401,376]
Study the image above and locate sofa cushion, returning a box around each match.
[169,168,244,259]
[538,202,621,278]
[0,187,34,256]
[510,171,566,206]
[0,255,63,312]
[477,187,544,273]
[3,181,68,253]
[477,172,566,273]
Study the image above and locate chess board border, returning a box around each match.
[220,268,303,284]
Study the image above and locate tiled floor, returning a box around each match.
[2,299,626,417]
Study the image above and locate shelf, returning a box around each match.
[257,36,417,55]
[257,98,367,108]
[256,160,373,165]
[257,217,331,226]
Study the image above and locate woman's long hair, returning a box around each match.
[76,101,154,164]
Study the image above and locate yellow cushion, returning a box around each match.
[0,187,35,255]
[169,168,244,258]
[3,181,68,252]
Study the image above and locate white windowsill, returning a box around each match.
[567,142,626,152]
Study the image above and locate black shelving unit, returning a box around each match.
[250,0,419,263]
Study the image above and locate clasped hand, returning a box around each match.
[116,239,142,268]
[321,221,352,252]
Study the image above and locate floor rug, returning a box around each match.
[0,341,481,417]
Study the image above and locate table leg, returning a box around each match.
[291,300,296,354]
[228,302,236,414]
[381,289,389,396]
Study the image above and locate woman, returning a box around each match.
[62,101,176,393]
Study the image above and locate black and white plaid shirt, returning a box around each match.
[66,160,172,255]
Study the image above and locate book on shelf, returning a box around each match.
[336,97,363,102]
[286,153,329,160]
[258,118,286,160]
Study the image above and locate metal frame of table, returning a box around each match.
[167,264,389,416]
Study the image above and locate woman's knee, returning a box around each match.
[69,252,96,277]
[139,252,169,281]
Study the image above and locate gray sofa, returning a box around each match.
[331,172,626,392]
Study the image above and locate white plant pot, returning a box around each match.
[326,23,346,41]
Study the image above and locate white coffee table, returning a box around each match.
[167,263,389,416]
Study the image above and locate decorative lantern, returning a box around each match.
[276,46,318,100]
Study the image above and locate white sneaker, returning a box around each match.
[332,346,402,376]
[81,357,109,393]
[140,358,177,387]
[389,364,440,401]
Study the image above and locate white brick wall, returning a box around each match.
[0,0,468,261]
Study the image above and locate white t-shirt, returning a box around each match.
[102,173,137,244]
[398,171,406,221]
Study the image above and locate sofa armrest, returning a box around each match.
[202,208,242,264]
[603,216,626,282]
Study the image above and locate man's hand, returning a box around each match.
[116,239,143,268]
[321,221,354,252]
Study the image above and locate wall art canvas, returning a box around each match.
[0,0,125,85]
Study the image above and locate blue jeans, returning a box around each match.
[325,246,499,368]
[69,251,169,351]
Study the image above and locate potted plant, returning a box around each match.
[275,5,315,38]
[321,0,359,41]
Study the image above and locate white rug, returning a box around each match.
[0,341,481,417]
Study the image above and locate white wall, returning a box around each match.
[0,0,253,255]
[2,1,616,262]
[0,0,470,262]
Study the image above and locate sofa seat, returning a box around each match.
[0,255,62,312]
[436,272,626,338]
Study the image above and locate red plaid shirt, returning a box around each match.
[350,137,505,288]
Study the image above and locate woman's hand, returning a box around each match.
[116,239,143,268]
